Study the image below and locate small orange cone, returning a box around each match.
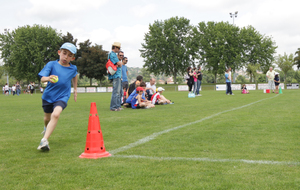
[79,102,111,159]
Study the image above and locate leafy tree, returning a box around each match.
[140,16,194,84]
[140,68,151,82]
[294,70,300,83]
[0,25,62,83]
[193,21,242,83]
[76,40,108,86]
[275,53,295,87]
[246,63,261,85]
[257,74,267,83]
[236,75,247,83]
[240,26,277,74]
[295,48,300,69]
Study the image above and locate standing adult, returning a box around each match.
[186,67,194,94]
[118,51,125,106]
[122,57,129,91]
[12,85,16,96]
[30,82,35,95]
[108,42,123,111]
[266,66,276,93]
[195,66,202,96]
[225,69,233,95]
[146,78,156,100]
[16,82,21,96]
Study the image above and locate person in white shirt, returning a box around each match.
[12,85,16,96]
[4,83,9,96]
[145,78,156,101]
[266,67,276,93]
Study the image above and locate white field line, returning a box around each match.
[110,95,279,155]
[113,154,300,165]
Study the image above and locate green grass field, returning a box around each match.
[0,89,299,190]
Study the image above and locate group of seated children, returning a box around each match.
[123,82,173,109]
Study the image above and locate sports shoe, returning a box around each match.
[169,102,175,104]
[231,94,235,95]
[37,139,50,150]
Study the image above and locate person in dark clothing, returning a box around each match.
[274,73,280,94]
[186,67,194,94]
[127,75,143,99]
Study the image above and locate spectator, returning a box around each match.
[127,75,143,99]
[266,67,275,93]
[122,57,129,91]
[274,73,280,94]
[145,78,156,101]
[193,67,198,94]
[16,82,21,96]
[12,85,16,96]
[4,83,9,96]
[186,67,194,94]
[225,69,233,95]
[195,66,202,96]
[241,84,249,94]
[151,87,174,105]
[131,87,155,109]
[108,42,123,111]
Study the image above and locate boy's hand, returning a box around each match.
[49,75,58,83]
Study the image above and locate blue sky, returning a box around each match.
[1,0,299,68]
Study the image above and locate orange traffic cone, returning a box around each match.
[79,102,111,159]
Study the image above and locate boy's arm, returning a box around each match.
[41,75,57,83]
[72,75,78,102]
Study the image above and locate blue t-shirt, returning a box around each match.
[122,65,128,81]
[38,60,78,103]
[126,89,146,104]
[108,51,121,80]
[225,73,230,83]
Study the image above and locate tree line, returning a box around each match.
[1,18,300,87]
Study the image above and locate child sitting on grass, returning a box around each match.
[151,87,174,105]
[241,84,249,94]
[131,87,155,109]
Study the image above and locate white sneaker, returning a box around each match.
[231,94,234,95]
[37,139,50,150]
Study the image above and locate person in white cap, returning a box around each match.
[37,42,78,151]
[151,87,174,105]
[266,67,276,93]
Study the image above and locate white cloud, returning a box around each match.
[131,4,157,18]
[23,0,107,21]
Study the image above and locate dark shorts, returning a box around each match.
[42,99,67,113]
[30,89,34,94]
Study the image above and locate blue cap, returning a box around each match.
[60,42,77,54]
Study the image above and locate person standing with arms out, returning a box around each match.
[266,66,276,93]
[108,42,123,111]
[37,42,78,151]
[16,82,21,96]
[196,66,202,96]
[225,69,233,95]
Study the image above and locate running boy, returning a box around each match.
[37,42,78,150]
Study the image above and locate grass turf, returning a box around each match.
[0,89,299,189]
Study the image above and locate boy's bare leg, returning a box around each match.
[43,106,63,140]
[160,95,171,104]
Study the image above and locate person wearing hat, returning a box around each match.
[274,72,280,94]
[37,42,78,151]
[108,42,123,111]
[266,67,276,93]
[131,87,155,109]
[151,87,174,105]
